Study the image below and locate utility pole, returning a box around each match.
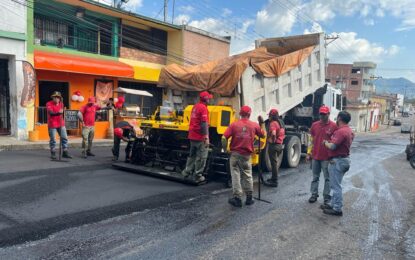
[324,34,339,86]
[164,0,168,22]
[171,0,175,23]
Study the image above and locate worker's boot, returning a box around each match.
[228,197,242,207]
[51,151,57,160]
[86,151,95,156]
[82,151,87,159]
[112,156,118,162]
[245,193,255,206]
[264,178,278,187]
[195,174,205,183]
[62,150,72,159]
[308,194,318,203]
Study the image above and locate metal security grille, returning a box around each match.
[0,59,10,135]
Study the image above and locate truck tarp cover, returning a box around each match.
[158,46,315,96]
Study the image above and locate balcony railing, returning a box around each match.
[37,107,109,124]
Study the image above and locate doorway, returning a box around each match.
[38,81,69,124]
[0,59,10,135]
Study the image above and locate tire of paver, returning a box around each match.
[282,135,302,168]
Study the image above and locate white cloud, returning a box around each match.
[255,0,299,36]
[178,5,194,13]
[222,8,232,17]
[304,22,323,34]
[91,0,142,10]
[123,0,143,10]
[173,14,191,25]
[388,45,400,56]
[327,32,400,64]
[364,19,375,26]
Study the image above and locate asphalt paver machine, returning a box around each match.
[112,105,264,185]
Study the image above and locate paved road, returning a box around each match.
[0,124,414,259]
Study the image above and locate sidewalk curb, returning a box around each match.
[0,142,113,152]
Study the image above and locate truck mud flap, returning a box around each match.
[112,162,206,186]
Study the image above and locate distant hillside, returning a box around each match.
[375,77,415,98]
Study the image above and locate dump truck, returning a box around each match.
[113,33,342,185]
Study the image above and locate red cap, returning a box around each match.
[268,108,279,116]
[88,97,96,103]
[199,91,213,100]
[114,128,123,139]
[240,105,252,116]
[319,106,330,114]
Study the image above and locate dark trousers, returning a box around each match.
[268,143,283,181]
[112,136,133,160]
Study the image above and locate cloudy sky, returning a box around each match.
[99,0,415,81]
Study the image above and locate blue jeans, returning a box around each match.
[311,160,330,202]
[328,157,351,212]
[48,127,69,151]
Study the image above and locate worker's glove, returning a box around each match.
[204,137,210,147]
[129,138,136,142]
[258,115,264,125]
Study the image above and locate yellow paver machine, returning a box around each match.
[112,105,265,186]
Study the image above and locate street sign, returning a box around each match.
[65,110,79,130]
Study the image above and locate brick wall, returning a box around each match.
[120,47,167,65]
[182,30,230,65]
[327,64,363,102]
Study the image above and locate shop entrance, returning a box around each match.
[38,81,69,124]
[0,59,10,135]
[118,81,162,116]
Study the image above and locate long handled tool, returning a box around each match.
[254,137,271,204]
[56,106,68,162]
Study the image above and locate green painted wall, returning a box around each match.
[34,45,118,61]
[0,30,26,41]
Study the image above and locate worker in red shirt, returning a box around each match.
[46,91,72,160]
[181,91,213,183]
[321,111,354,216]
[264,108,285,187]
[112,121,136,162]
[78,97,102,158]
[223,105,265,207]
[306,105,337,204]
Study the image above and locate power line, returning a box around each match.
[15,0,206,65]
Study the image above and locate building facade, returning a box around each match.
[0,0,29,140]
[24,0,230,141]
[326,62,377,104]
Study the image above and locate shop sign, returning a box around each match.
[65,110,79,130]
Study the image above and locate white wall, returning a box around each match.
[0,1,27,140]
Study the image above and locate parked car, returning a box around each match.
[394,119,402,126]
[403,112,409,117]
[401,124,412,133]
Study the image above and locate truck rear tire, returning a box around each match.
[261,144,283,172]
[282,135,301,168]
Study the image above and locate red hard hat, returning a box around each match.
[88,97,96,103]
[114,128,123,139]
[199,91,213,100]
[319,105,330,114]
[240,105,252,116]
[268,108,279,116]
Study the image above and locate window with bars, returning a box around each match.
[35,15,74,47]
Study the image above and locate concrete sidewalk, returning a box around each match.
[0,136,113,152]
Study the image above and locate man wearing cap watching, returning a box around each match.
[78,97,102,158]
[223,105,265,207]
[321,111,354,216]
[264,108,285,187]
[181,91,213,183]
[46,91,72,159]
[307,105,337,205]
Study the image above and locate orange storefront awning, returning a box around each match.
[34,50,134,78]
